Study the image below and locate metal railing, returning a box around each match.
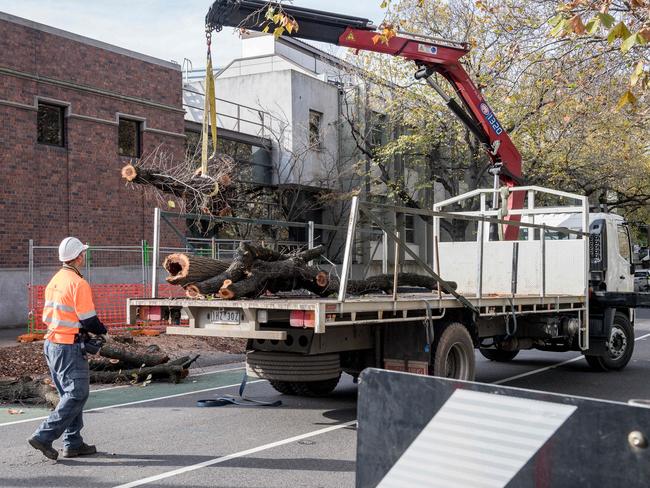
[149,208,385,297]
[183,85,270,136]
[338,187,591,349]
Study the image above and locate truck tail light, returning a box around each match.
[290,310,315,328]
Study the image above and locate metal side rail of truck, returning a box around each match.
[127,186,649,396]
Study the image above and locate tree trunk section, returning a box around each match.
[325,273,457,296]
[186,244,326,298]
[0,377,59,408]
[89,365,188,384]
[99,344,169,367]
[163,253,229,286]
[121,163,224,198]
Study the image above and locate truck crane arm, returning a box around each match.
[206,0,524,236]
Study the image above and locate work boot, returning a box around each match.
[62,443,97,458]
[28,437,58,460]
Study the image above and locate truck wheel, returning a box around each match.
[269,380,297,395]
[479,348,519,362]
[585,312,634,371]
[289,375,341,397]
[432,323,475,381]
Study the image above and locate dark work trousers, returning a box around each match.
[32,340,90,449]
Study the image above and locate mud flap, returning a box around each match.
[585,307,615,355]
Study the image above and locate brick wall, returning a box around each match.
[0,14,186,268]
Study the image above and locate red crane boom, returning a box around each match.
[206,0,524,238]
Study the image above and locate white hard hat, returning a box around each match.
[58,237,89,262]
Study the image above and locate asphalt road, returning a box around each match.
[2,311,650,488]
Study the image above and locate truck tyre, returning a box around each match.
[289,375,341,397]
[585,312,634,371]
[269,380,297,395]
[479,348,519,362]
[432,323,475,381]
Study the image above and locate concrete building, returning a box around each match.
[183,34,378,248]
[212,33,361,189]
[184,33,429,262]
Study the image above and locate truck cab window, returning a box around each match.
[617,224,631,262]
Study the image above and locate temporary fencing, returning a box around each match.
[28,242,191,333]
[28,283,186,333]
[27,210,340,334]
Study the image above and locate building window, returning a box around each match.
[369,111,387,148]
[617,224,631,262]
[37,103,65,147]
[118,118,141,157]
[404,214,416,243]
[309,110,322,150]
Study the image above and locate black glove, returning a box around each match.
[82,333,105,355]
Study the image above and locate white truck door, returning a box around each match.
[609,220,634,292]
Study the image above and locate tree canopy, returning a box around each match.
[350,0,649,218]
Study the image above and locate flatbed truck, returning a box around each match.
[128,186,648,396]
[128,1,650,396]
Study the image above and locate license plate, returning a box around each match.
[207,309,240,324]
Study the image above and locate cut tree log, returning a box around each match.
[88,355,200,384]
[218,272,457,300]
[121,163,229,198]
[98,344,169,368]
[342,273,457,295]
[214,268,457,300]
[121,156,238,218]
[184,244,326,298]
[163,253,229,287]
[89,365,186,384]
[184,249,253,298]
[0,377,59,408]
[182,243,458,299]
[218,259,328,299]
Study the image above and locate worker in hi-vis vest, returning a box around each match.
[28,237,107,460]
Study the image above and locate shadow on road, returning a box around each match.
[216,455,355,472]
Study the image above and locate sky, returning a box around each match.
[0,0,386,70]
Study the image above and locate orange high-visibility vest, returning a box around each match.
[43,267,97,344]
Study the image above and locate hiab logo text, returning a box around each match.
[479,102,503,135]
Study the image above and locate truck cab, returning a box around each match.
[588,213,634,293]
[530,211,638,372]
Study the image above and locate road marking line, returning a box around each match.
[84,380,262,413]
[112,420,358,488]
[92,385,131,393]
[0,379,262,428]
[492,357,583,385]
[190,365,244,377]
[493,332,650,385]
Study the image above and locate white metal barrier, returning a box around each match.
[432,186,589,299]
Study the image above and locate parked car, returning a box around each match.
[635,270,650,292]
